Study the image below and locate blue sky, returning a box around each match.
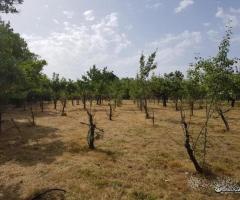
[2,0,240,79]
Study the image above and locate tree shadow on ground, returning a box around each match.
[0,184,66,200]
[66,142,121,162]
[0,120,65,166]
[0,183,21,200]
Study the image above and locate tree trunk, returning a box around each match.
[61,100,67,116]
[0,112,2,134]
[87,111,95,149]
[109,104,112,121]
[72,99,74,106]
[83,95,86,110]
[144,98,149,119]
[54,100,57,110]
[136,99,139,108]
[175,99,179,111]
[30,106,35,126]
[218,108,230,131]
[89,98,92,108]
[182,120,203,173]
[88,128,95,149]
[152,111,155,126]
[231,99,235,107]
[190,101,194,116]
[140,99,143,111]
[163,96,167,107]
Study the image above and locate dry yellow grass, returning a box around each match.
[0,100,239,200]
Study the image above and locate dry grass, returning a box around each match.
[0,100,239,200]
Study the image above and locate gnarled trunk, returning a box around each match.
[231,99,235,108]
[139,98,143,111]
[217,107,230,131]
[0,112,2,134]
[54,99,57,110]
[152,111,155,126]
[175,99,179,111]
[162,96,167,107]
[87,111,95,149]
[108,103,113,121]
[30,106,35,126]
[144,98,149,119]
[181,118,203,173]
[61,100,67,116]
[82,95,86,110]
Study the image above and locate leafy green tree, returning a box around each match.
[66,79,77,106]
[232,70,240,105]
[0,0,23,13]
[149,75,171,107]
[120,78,133,99]
[137,51,157,118]
[185,68,206,115]
[38,74,51,112]
[82,65,118,105]
[108,79,123,108]
[50,73,62,109]
[76,79,92,109]
[164,71,184,111]
[193,28,237,131]
[0,20,47,129]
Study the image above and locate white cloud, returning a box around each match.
[229,7,240,14]
[23,13,131,79]
[146,2,162,9]
[62,10,74,19]
[53,19,60,24]
[125,24,133,31]
[148,31,202,72]
[203,22,210,27]
[232,35,240,43]
[207,30,220,42]
[83,10,95,21]
[216,7,238,27]
[175,0,194,13]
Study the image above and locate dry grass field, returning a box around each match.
[0,100,239,200]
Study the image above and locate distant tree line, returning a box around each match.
[1,19,240,132]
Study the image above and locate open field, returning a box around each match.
[0,100,239,200]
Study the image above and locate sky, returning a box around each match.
[1,0,240,79]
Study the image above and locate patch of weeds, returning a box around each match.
[94,179,109,188]
[94,179,124,189]
[132,191,157,200]
[111,180,123,188]
[76,168,96,179]
[66,142,88,154]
